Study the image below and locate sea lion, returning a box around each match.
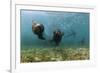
[32,21,45,40]
[52,30,64,46]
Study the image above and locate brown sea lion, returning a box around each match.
[32,21,45,40]
[52,30,64,46]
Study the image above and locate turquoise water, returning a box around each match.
[21,10,89,49]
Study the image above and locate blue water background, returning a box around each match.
[21,10,89,49]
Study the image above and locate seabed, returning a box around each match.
[21,47,89,63]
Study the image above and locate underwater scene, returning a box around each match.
[20,9,90,63]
